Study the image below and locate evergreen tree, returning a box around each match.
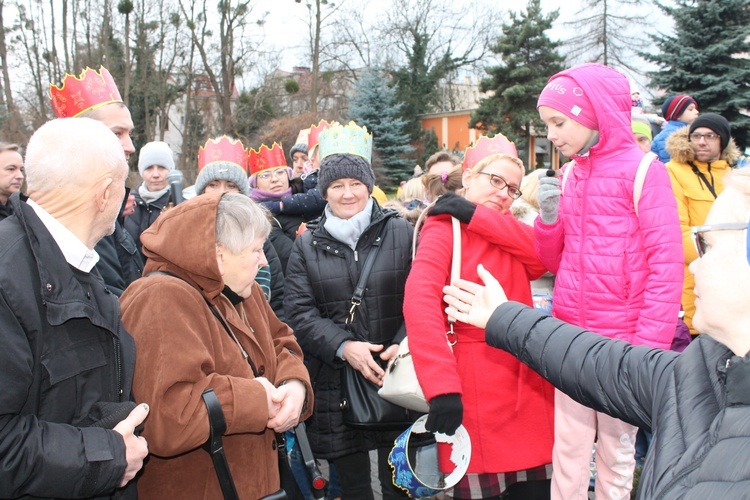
[349,69,414,188]
[646,0,750,148]
[470,0,564,166]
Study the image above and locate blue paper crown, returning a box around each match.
[318,121,373,162]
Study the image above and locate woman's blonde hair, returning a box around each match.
[469,153,525,176]
[398,177,426,203]
[519,170,541,210]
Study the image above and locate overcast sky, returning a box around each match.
[255,0,672,102]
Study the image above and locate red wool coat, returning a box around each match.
[404,207,555,473]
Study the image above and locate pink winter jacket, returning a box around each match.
[534,63,683,349]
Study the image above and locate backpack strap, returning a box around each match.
[560,161,576,196]
[633,152,656,217]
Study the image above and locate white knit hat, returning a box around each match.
[138,141,175,176]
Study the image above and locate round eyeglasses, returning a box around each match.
[257,168,289,180]
[476,171,522,200]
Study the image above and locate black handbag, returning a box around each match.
[339,223,419,431]
[340,361,418,430]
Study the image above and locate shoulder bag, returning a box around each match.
[339,222,420,430]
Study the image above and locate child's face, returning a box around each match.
[634,133,652,153]
[677,103,699,124]
[539,106,599,157]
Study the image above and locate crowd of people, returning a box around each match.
[0,59,748,500]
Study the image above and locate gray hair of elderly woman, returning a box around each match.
[215,193,271,254]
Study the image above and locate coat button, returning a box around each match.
[46,283,52,291]
[258,365,265,376]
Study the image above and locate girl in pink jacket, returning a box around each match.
[535,63,683,499]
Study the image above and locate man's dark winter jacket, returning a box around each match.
[94,221,143,296]
[487,301,750,500]
[283,203,413,459]
[0,199,13,221]
[123,187,169,262]
[0,194,137,499]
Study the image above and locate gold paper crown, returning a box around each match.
[318,121,373,162]
[248,143,288,175]
[197,136,248,173]
[462,134,519,171]
[49,66,123,118]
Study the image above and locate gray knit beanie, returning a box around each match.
[138,141,175,176]
[289,143,308,160]
[318,154,375,196]
[194,161,250,195]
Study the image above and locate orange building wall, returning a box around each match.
[422,114,479,152]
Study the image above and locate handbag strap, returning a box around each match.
[346,221,388,327]
[202,389,240,500]
[146,270,259,377]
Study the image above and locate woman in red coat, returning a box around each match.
[404,136,555,499]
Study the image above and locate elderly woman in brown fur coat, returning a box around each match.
[121,193,313,499]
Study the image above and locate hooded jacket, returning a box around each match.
[123,186,170,262]
[534,63,684,349]
[665,127,738,334]
[120,193,313,500]
[486,301,750,500]
[0,194,136,500]
[283,202,412,459]
[651,119,688,163]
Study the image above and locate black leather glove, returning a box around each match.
[425,393,463,435]
[428,192,476,224]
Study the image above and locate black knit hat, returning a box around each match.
[689,113,731,152]
[318,154,375,196]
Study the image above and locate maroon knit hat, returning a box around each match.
[661,94,697,121]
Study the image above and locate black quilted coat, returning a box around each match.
[486,301,750,500]
[284,202,413,459]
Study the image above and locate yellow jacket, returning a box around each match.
[665,126,738,333]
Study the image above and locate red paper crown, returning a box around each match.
[462,134,519,171]
[197,136,248,173]
[49,66,123,118]
[307,120,332,151]
[248,143,287,176]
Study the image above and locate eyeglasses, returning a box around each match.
[257,168,289,180]
[689,133,720,143]
[691,222,749,257]
[476,172,522,200]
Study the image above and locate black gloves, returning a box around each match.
[425,393,463,435]
[428,192,476,224]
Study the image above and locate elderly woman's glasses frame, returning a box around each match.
[475,171,522,200]
[692,222,750,261]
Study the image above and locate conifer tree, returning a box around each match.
[349,69,414,187]
[470,0,564,166]
[646,0,750,148]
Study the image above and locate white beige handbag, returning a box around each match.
[378,215,461,413]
